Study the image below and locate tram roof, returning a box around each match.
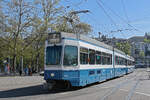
[50,32,134,60]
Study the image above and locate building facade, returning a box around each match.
[96,33,150,68]
[128,33,150,67]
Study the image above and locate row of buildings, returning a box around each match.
[96,33,150,68]
[129,33,150,67]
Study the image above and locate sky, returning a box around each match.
[62,0,150,39]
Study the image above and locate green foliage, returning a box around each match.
[116,42,131,55]
[144,38,150,43]
[0,0,92,72]
[75,22,92,34]
[54,10,92,34]
[139,51,145,58]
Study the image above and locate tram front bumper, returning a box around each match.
[44,70,80,86]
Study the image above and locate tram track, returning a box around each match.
[125,78,140,100]
[100,69,143,100]
[125,69,149,100]
[1,69,149,100]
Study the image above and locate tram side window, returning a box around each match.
[115,56,118,65]
[63,45,78,66]
[89,49,95,64]
[128,60,130,65]
[124,58,126,65]
[110,55,112,64]
[101,52,104,65]
[129,60,131,66]
[129,60,131,65]
[96,51,101,64]
[120,57,123,65]
[101,52,112,65]
[118,57,121,65]
[132,61,135,65]
[125,59,127,65]
[102,52,106,65]
[80,47,88,64]
[119,57,121,65]
[122,58,125,65]
[102,52,107,65]
[123,58,126,65]
[107,54,112,65]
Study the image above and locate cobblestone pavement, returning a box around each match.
[0,69,150,100]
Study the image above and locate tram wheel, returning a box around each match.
[64,81,72,90]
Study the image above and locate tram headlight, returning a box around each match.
[50,73,55,77]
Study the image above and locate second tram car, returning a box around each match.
[44,32,134,89]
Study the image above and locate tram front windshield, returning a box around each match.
[46,46,62,65]
[63,45,78,66]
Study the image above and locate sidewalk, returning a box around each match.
[0,73,17,77]
[0,72,41,77]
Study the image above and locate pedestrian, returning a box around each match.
[29,65,33,76]
[24,67,28,76]
[4,63,8,75]
[7,64,10,74]
[19,69,22,76]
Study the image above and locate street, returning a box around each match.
[0,69,150,100]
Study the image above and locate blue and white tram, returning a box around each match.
[44,32,134,89]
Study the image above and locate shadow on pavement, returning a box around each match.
[0,76,123,99]
[0,85,78,98]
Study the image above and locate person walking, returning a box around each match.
[19,69,22,76]
[28,65,32,76]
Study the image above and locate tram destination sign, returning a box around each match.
[48,33,61,44]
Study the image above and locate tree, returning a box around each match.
[29,0,64,72]
[144,38,150,43]
[0,0,92,73]
[116,42,131,55]
[2,0,35,73]
[54,10,92,34]
[139,51,145,58]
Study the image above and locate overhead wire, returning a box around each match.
[99,0,144,33]
[87,12,116,38]
[97,0,137,56]
[64,0,117,38]
[64,0,135,39]
[121,0,130,22]
[96,0,127,38]
[98,0,145,42]
[65,0,104,37]
[85,12,112,37]
[64,0,141,56]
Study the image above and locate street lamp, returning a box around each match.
[70,10,90,15]
[64,10,90,40]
